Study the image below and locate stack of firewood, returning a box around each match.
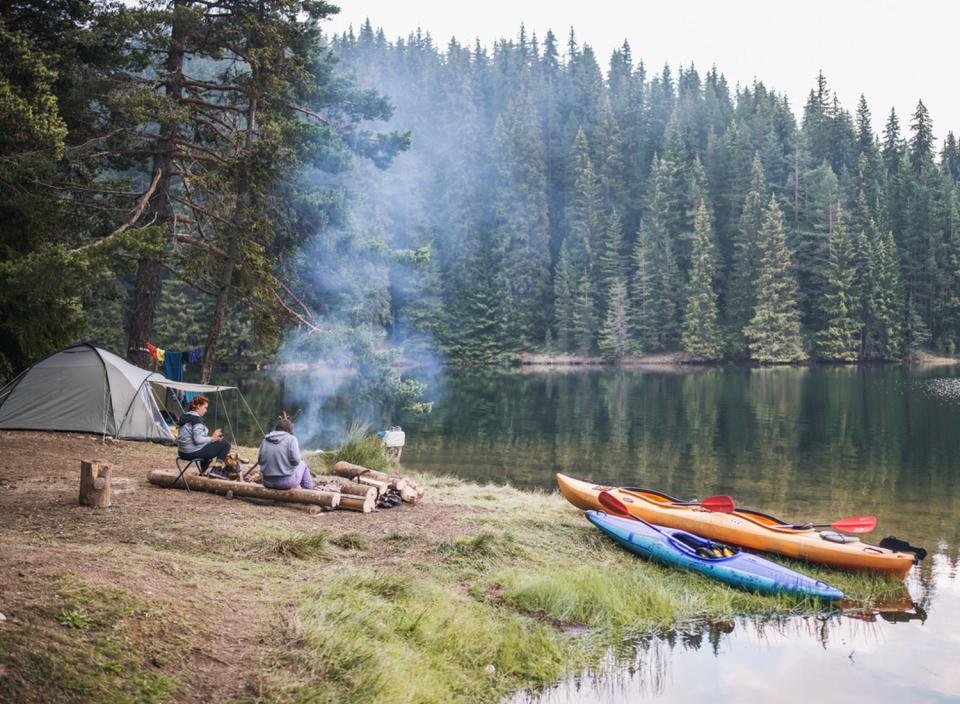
[329,461,426,504]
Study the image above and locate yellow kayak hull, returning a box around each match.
[556,473,915,580]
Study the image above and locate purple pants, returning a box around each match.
[262,462,313,490]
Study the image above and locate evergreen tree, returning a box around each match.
[682,200,722,359]
[745,197,806,362]
[726,154,766,353]
[631,223,656,351]
[871,232,905,359]
[598,278,630,361]
[491,82,551,350]
[553,241,576,352]
[816,212,859,361]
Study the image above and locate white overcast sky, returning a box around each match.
[325,0,959,139]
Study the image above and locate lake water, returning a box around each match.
[215,364,960,702]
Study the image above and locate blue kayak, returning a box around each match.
[587,510,844,601]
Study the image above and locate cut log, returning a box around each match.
[337,493,375,513]
[148,470,340,509]
[315,475,377,500]
[333,461,390,482]
[332,461,424,502]
[332,462,390,497]
[79,460,112,508]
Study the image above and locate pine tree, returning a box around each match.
[909,100,935,174]
[726,154,766,353]
[745,197,806,363]
[491,83,551,350]
[816,212,860,361]
[553,241,576,352]
[598,278,631,361]
[572,273,595,355]
[631,223,656,351]
[871,230,905,359]
[682,200,722,359]
[597,210,624,319]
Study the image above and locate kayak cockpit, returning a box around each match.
[668,531,740,560]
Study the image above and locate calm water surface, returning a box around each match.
[221,364,960,702]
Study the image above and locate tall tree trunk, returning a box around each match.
[126,0,187,367]
[200,90,258,383]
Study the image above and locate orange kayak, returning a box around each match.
[556,473,917,579]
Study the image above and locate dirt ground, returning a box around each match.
[0,430,476,703]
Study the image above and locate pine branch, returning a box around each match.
[70,168,163,253]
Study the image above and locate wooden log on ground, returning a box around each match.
[315,475,377,500]
[333,461,424,503]
[79,460,112,508]
[332,461,390,497]
[337,492,375,513]
[147,470,340,509]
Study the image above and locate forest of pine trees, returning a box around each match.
[5,9,960,378]
[332,23,960,364]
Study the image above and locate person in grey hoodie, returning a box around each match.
[258,418,314,490]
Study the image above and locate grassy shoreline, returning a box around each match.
[0,431,907,703]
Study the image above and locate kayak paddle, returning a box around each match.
[599,490,650,522]
[698,495,736,513]
[597,490,734,552]
[696,496,877,534]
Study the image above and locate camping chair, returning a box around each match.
[174,456,202,490]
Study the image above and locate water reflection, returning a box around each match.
[215,364,960,702]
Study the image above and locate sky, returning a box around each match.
[325,0,959,140]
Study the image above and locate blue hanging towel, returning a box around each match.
[186,347,204,364]
[163,350,184,382]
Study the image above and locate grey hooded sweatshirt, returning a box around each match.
[258,430,304,479]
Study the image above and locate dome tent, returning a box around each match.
[0,343,233,442]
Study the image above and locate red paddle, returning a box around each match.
[598,489,637,517]
[698,495,736,513]
[694,495,877,534]
[598,491,671,537]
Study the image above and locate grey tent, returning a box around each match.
[0,343,234,441]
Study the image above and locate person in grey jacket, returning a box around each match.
[258,418,314,490]
[177,395,230,473]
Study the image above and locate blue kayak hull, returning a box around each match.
[587,510,843,601]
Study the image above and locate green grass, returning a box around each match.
[316,422,391,474]
[272,475,907,703]
[331,531,371,551]
[283,571,573,704]
[3,462,910,704]
[258,530,331,560]
[0,575,177,704]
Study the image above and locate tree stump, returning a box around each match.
[79,460,112,508]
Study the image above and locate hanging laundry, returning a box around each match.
[146,342,157,360]
[163,350,184,382]
[186,347,204,364]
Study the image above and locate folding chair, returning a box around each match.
[174,456,201,490]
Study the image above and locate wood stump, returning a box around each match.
[79,460,112,508]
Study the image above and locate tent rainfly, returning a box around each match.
[0,343,235,442]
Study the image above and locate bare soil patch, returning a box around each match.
[0,430,478,703]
